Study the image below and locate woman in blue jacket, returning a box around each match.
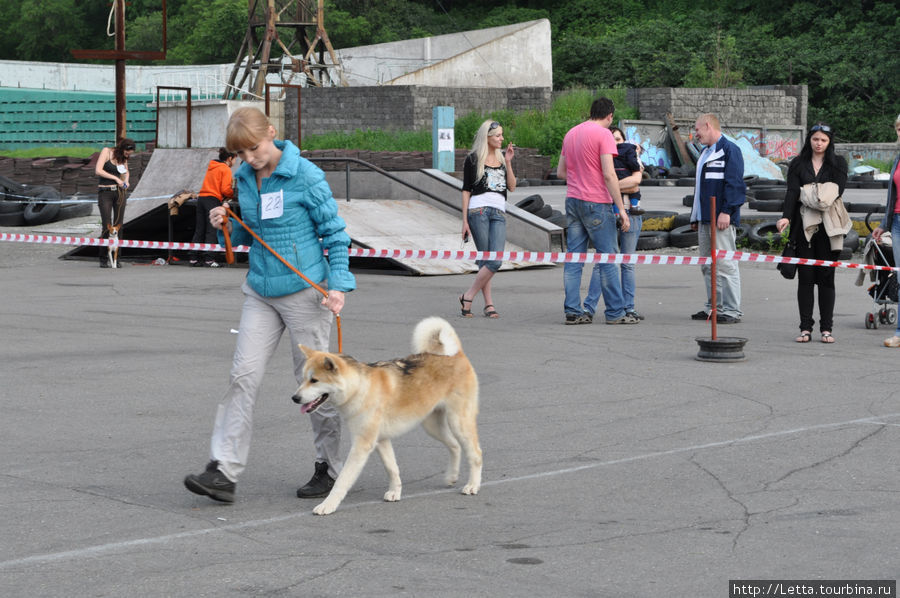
[184,107,355,503]
[870,114,900,347]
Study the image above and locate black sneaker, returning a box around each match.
[691,310,710,321]
[296,461,334,498]
[717,314,741,324]
[626,309,645,320]
[565,313,592,325]
[184,460,235,503]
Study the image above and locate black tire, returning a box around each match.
[0,210,26,226]
[0,199,22,214]
[682,194,694,207]
[515,194,544,213]
[747,221,782,250]
[846,202,883,214]
[669,224,699,248]
[753,178,785,187]
[754,186,786,201]
[748,199,784,212]
[838,247,853,261]
[673,212,693,228]
[636,230,670,250]
[843,229,859,252]
[23,187,62,225]
[743,175,759,186]
[676,177,695,187]
[55,201,94,221]
[534,204,553,219]
[735,225,748,245]
[546,209,566,227]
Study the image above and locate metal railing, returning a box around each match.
[306,157,455,210]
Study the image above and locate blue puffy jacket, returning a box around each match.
[220,139,356,297]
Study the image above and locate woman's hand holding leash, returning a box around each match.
[323,290,344,315]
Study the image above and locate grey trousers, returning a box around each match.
[211,281,343,482]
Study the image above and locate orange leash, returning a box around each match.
[222,205,343,352]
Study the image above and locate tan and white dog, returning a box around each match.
[106,224,120,268]
[292,316,482,515]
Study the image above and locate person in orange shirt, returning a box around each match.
[191,147,236,267]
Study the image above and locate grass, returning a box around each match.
[0,146,102,159]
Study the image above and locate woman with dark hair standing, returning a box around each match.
[94,137,135,267]
[776,123,848,343]
[191,147,236,267]
[869,114,900,346]
[459,120,516,318]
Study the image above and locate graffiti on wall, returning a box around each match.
[730,128,801,161]
[622,123,672,169]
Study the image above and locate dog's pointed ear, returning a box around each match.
[323,357,336,372]
[299,345,313,359]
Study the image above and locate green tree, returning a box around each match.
[15,0,87,62]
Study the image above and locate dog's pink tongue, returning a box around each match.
[300,403,312,414]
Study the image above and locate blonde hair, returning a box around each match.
[225,107,275,152]
[698,113,721,132]
[470,120,505,181]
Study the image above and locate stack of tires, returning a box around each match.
[0,175,92,227]
[515,194,566,227]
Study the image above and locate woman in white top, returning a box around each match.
[459,120,516,318]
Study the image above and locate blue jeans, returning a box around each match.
[467,207,506,272]
[618,214,643,311]
[563,198,626,320]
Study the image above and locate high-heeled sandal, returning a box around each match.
[458,294,473,317]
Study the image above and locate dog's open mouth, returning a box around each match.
[300,393,329,414]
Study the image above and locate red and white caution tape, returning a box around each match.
[0,233,895,272]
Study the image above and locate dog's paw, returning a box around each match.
[460,483,480,495]
[444,473,458,487]
[383,488,402,502]
[312,500,338,515]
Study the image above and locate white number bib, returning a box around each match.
[260,189,284,220]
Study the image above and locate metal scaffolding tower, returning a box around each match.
[224,0,347,100]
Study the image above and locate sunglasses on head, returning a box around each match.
[488,121,499,131]
[810,124,832,134]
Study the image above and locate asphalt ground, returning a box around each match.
[2,183,899,597]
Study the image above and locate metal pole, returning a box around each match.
[709,195,718,341]
[345,163,351,202]
[115,0,126,140]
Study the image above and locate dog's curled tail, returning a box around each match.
[412,316,462,356]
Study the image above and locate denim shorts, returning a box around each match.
[467,206,506,272]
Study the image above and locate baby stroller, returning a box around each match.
[860,231,898,329]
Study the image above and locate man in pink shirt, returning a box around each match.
[557,97,638,325]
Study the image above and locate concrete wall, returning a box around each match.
[295,86,551,138]
[336,20,552,88]
[626,86,808,130]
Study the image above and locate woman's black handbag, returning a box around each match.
[777,241,797,280]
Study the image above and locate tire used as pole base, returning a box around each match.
[695,336,748,362]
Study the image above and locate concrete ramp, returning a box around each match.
[339,199,534,275]
[127,148,217,221]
